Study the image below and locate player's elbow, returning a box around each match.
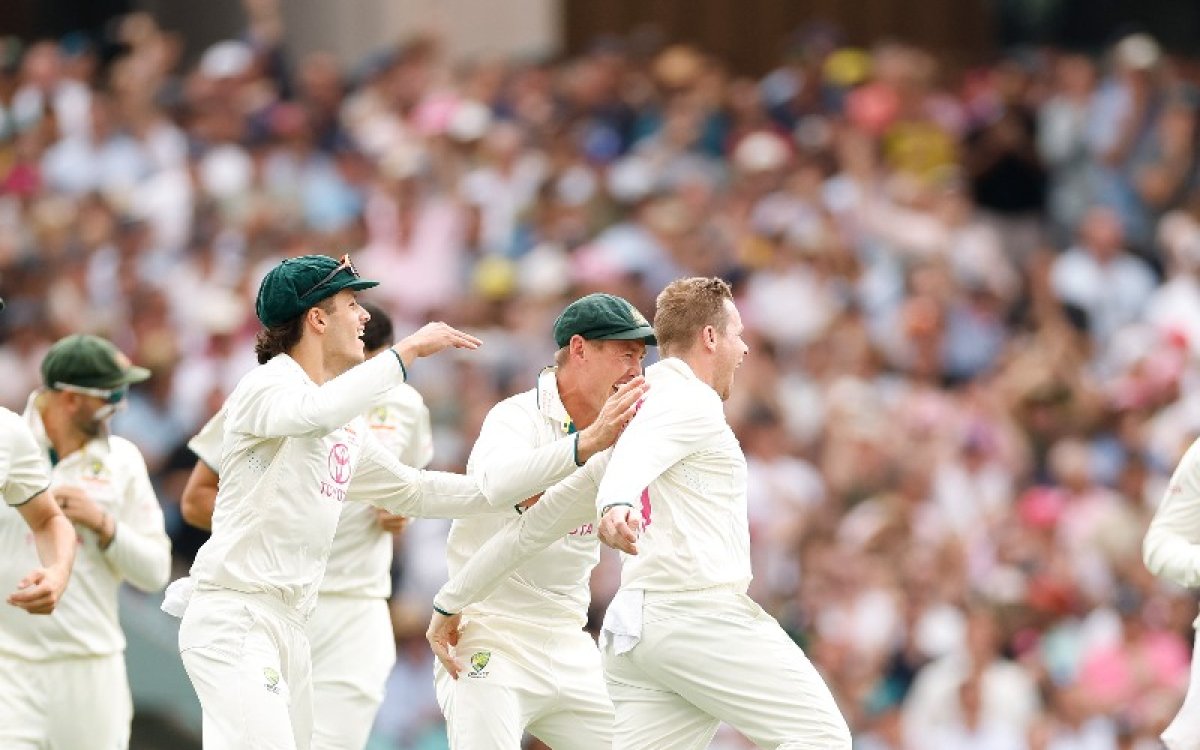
[180,484,216,530]
[1142,530,1168,577]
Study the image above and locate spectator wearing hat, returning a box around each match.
[0,333,167,749]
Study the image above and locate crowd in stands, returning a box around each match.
[1,5,1199,747]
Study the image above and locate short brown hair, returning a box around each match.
[254,297,336,364]
[653,277,733,356]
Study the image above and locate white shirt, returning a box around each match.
[0,407,49,507]
[188,382,433,600]
[0,395,171,660]
[446,367,602,627]
[1144,436,1200,626]
[595,357,752,593]
[182,353,495,619]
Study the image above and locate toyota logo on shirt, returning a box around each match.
[328,443,352,484]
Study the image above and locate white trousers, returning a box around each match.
[435,616,614,750]
[0,651,132,749]
[179,589,313,750]
[603,587,851,750]
[1164,631,1200,750]
[307,595,396,750]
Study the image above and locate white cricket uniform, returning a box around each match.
[435,367,615,750]
[187,383,434,750]
[0,397,171,750]
[593,357,851,750]
[1145,437,1200,750]
[167,353,508,750]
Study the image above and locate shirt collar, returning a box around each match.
[272,353,316,385]
[534,366,576,435]
[22,390,111,466]
[649,356,701,382]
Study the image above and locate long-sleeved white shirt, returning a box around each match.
[445,367,603,627]
[0,394,171,660]
[434,359,752,614]
[189,382,434,600]
[595,357,751,593]
[185,353,500,618]
[1144,437,1200,626]
[1,407,49,507]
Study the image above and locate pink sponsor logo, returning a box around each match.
[328,443,351,485]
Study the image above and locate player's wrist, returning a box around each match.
[600,502,633,517]
[433,602,457,617]
[389,347,408,380]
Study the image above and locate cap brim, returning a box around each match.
[594,325,658,346]
[344,279,380,291]
[116,365,152,385]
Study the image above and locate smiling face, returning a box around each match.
[317,290,372,375]
[579,338,647,405]
[711,299,748,401]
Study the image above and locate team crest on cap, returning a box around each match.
[468,650,491,678]
[627,302,649,327]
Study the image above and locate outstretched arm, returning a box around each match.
[231,323,479,439]
[428,453,608,677]
[471,378,644,508]
[350,435,535,519]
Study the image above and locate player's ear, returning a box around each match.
[306,305,327,332]
[569,334,587,360]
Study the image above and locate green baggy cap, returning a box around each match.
[41,334,151,390]
[256,253,379,327]
[553,293,657,348]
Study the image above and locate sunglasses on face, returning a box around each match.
[53,382,129,405]
[301,254,360,298]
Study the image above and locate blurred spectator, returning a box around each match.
[1,15,1199,747]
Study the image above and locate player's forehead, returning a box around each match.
[723,299,743,332]
[593,338,646,356]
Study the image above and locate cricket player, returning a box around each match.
[432,293,651,750]
[163,253,569,749]
[1144,437,1200,750]
[180,301,432,750]
[430,278,851,749]
[0,294,75,625]
[0,333,171,749]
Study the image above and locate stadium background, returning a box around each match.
[3,0,1200,747]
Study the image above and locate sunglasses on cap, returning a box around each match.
[301,254,360,298]
[53,382,129,405]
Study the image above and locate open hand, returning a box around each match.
[393,322,482,368]
[426,609,465,679]
[576,378,648,463]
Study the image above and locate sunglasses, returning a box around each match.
[301,254,360,298]
[53,382,129,405]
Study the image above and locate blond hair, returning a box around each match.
[653,277,733,356]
